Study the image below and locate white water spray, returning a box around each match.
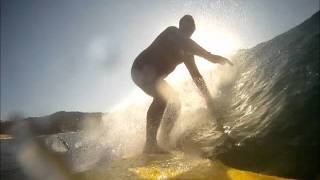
[100,63,236,157]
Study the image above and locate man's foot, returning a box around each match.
[143,144,169,154]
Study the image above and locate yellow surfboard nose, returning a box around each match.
[80,151,293,180]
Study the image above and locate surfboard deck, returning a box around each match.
[79,151,292,180]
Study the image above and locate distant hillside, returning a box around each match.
[0,111,104,136]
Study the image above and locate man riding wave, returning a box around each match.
[131,15,232,154]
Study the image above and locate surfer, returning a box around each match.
[131,15,233,154]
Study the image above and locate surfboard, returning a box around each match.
[79,151,292,180]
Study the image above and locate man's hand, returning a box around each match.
[206,54,234,66]
[214,55,234,66]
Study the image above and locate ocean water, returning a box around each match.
[1,11,319,180]
[215,12,320,179]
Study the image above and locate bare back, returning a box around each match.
[132,26,187,79]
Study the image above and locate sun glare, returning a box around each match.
[167,22,241,83]
[193,23,241,69]
[194,29,240,57]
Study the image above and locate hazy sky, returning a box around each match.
[1,0,319,120]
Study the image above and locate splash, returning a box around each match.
[100,62,237,157]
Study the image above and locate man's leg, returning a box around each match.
[159,95,181,148]
[143,80,174,154]
[144,97,167,153]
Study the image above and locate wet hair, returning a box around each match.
[179,15,195,32]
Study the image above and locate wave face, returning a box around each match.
[215,12,320,179]
[216,13,319,142]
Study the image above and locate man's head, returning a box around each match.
[179,15,195,37]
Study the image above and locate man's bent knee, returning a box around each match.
[153,97,168,109]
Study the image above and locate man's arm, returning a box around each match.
[184,54,224,131]
[176,33,211,58]
[175,32,233,66]
[184,55,212,101]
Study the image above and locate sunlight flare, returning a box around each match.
[193,22,241,70]
[167,22,241,82]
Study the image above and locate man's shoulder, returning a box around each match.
[164,26,179,33]
[166,26,179,31]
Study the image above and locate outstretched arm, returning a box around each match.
[176,33,211,58]
[204,54,234,66]
[174,30,233,66]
